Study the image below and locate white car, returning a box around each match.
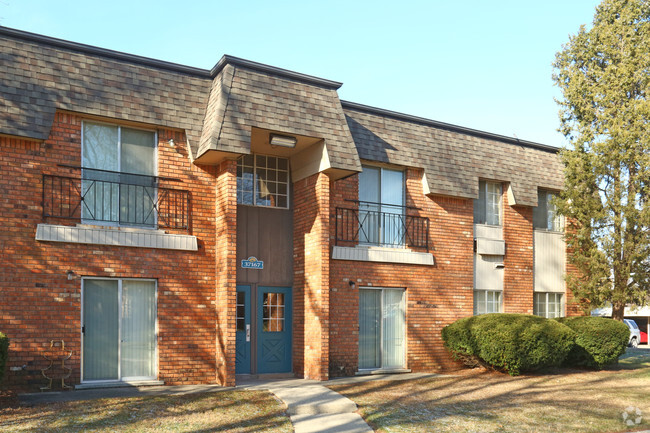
[624,319,641,348]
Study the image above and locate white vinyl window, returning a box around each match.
[81,121,157,227]
[474,180,502,226]
[473,290,502,315]
[533,190,564,232]
[237,154,290,208]
[534,292,563,318]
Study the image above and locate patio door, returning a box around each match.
[82,279,156,382]
[359,288,406,370]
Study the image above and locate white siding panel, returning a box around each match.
[474,254,504,291]
[332,246,434,265]
[35,224,198,251]
[534,230,565,292]
[474,224,503,240]
[476,238,505,255]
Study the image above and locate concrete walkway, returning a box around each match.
[238,377,375,433]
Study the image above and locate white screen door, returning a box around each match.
[359,288,405,370]
[83,279,156,382]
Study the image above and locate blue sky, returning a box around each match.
[1,1,601,147]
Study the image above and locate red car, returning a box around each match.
[641,330,648,345]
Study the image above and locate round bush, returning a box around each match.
[555,317,629,369]
[442,314,576,376]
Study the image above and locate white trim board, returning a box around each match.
[36,224,198,251]
[332,246,434,266]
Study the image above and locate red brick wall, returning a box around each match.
[503,190,534,314]
[293,172,330,380]
[0,112,221,390]
[214,159,237,386]
[329,168,474,375]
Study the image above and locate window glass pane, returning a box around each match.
[83,279,119,380]
[359,289,381,369]
[237,154,289,208]
[359,166,380,204]
[474,181,487,224]
[262,292,284,332]
[533,292,545,316]
[533,192,548,229]
[486,182,502,225]
[121,128,156,176]
[82,123,119,224]
[83,123,119,171]
[121,280,156,378]
[474,290,502,314]
[381,169,404,208]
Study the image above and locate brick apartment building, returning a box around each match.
[0,26,578,390]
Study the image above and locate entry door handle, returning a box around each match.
[246,324,251,342]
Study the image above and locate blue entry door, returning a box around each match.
[235,285,251,374]
[257,286,292,373]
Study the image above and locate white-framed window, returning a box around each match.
[237,154,290,208]
[473,290,502,315]
[533,190,563,232]
[474,180,502,226]
[358,165,405,247]
[533,292,563,318]
[81,121,157,227]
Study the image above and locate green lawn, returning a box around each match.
[329,348,650,433]
[0,390,292,433]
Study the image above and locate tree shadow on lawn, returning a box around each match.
[328,366,650,433]
[0,390,292,433]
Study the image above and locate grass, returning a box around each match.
[328,348,650,433]
[0,390,292,433]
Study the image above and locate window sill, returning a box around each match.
[35,223,197,251]
[332,245,434,266]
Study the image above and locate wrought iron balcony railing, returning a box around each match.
[43,167,191,232]
[335,200,429,250]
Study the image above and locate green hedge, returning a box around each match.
[442,314,575,376]
[0,332,8,384]
[555,317,629,369]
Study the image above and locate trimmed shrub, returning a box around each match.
[0,332,8,384]
[442,314,576,376]
[556,317,629,369]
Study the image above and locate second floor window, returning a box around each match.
[474,180,502,226]
[237,154,290,208]
[82,121,157,227]
[533,190,563,232]
[358,165,404,246]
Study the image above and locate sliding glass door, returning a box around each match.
[82,279,156,382]
[358,288,406,370]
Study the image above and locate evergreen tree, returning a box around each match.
[553,0,650,320]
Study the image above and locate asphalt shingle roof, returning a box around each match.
[0,29,212,147]
[196,63,361,172]
[343,102,564,207]
[1,27,562,205]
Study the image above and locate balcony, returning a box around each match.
[335,200,429,251]
[42,167,191,232]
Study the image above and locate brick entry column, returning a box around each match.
[293,172,330,380]
[215,159,238,386]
